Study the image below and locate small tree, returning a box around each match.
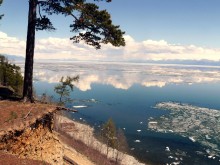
[101,118,117,156]
[54,76,79,104]
[115,128,129,163]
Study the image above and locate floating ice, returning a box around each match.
[205,135,211,140]
[137,130,142,132]
[89,98,99,103]
[149,102,220,157]
[130,148,135,150]
[165,146,170,152]
[148,121,157,124]
[208,155,213,159]
[79,118,82,120]
[189,137,196,142]
[206,149,210,154]
[134,140,141,143]
[73,105,88,108]
[123,128,126,130]
[140,121,143,124]
[171,162,180,165]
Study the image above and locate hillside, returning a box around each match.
[0,100,96,165]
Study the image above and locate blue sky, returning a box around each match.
[1,0,220,61]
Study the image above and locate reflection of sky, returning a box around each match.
[18,62,220,91]
[29,61,220,164]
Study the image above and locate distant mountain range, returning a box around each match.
[3,54,220,66]
[127,59,220,66]
[3,54,25,61]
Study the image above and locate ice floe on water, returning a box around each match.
[165,146,170,152]
[148,101,220,157]
[90,98,97,102]
[81,98,99,103]
[73,105,88,108]
[134,140,141,143]
[72,99,99,109]
[137,130,142,132]
[205,135,211,140]
[170,162,180,165]
[189,137,196,142]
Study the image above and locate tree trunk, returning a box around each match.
[23,0,37,102]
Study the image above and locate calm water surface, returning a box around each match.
[21,61,220,165]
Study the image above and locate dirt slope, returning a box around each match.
[0,100,96,165]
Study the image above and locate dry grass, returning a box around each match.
[54,115,146,165]
[58,129,119,165]
[0,100,56,137]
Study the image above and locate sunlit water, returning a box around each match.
[18,61,220,164]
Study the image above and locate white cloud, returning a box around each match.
[0,31,26,56]
[35,37,104,60]
[1,31,220,61]
[122,35,220,61]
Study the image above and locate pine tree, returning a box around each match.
[54,76,79,104]
[23,0,125,102]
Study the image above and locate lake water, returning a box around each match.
[19,61,220,165]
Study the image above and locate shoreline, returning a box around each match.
[55,114,146,165]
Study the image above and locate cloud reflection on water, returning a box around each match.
[29,62,220,91]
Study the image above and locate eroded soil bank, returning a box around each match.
[0,114,63,164]
[0,100,95,165]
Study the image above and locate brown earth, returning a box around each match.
[0,151,49,165]
[0,100,56,137]
[0,100,105,165]
[0,100,59,164]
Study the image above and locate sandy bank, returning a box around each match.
[55,114,146,165]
